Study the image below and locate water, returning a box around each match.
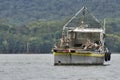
[0,54,119,80]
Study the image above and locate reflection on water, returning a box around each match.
[0,54,119,80]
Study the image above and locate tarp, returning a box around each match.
[72,28,104,33]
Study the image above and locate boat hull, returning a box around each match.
[54,52,105,65]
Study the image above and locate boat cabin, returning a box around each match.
[67,27,105,51]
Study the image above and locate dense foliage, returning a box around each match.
[0,18,120,53]
[0,20,64,53]
[0,0,120,24]
[0,0,120,53]
[105,18,120,52]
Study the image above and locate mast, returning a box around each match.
[82,6,86,22]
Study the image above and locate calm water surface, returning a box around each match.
[0,54,119,80]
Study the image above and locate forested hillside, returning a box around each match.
[0,0,120,24]
[0,0,120,53]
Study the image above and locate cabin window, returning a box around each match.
[73,32,101,48]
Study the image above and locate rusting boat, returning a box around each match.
[52,6,111,65]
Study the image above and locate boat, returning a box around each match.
[52,6,111,65]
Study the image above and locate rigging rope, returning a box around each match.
[63,6,85,30]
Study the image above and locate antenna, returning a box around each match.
[103,18,106,33]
